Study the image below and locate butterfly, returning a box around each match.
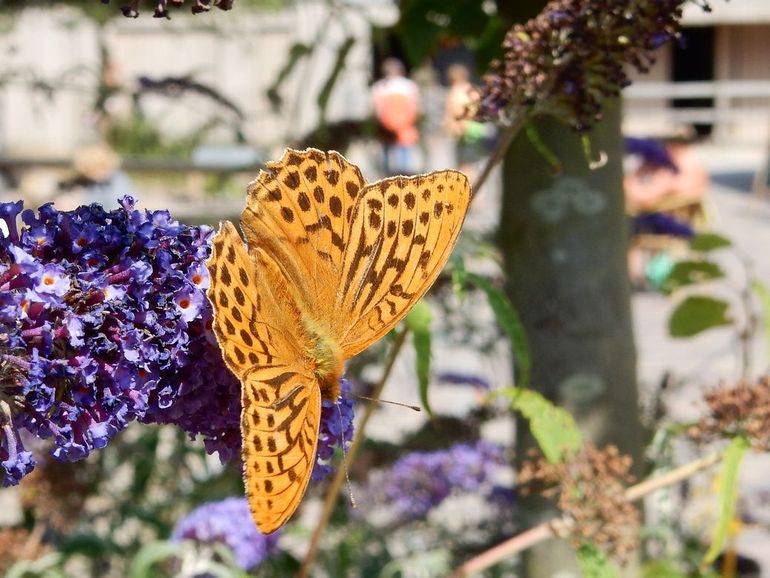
[206,148,470,533]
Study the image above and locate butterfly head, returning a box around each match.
[303,317,344,401]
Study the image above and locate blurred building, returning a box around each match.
[624,0,770,144]
[0,2,396,158]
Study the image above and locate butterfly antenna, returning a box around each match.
[352,394,421,412]
[336,403,356,509]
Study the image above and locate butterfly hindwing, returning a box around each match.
[337,170,471,357]
[241,365,321,534]
[206,222,322,534]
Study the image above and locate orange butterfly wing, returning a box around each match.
[337,170,470,357]
[240,148,365,333]
[207,222,321,534]
[240,148,470,356]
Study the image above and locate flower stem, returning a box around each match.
[298,328,410,578]
[623,451,722,501]
[733,247,758,379]
[449,451,723,577]
[471,112,526,198]
[0,400,18,462]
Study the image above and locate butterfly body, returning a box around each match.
[206,148,470,534]
[302,317,343,401]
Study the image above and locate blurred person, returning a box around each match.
[370,58,421,176]
[58,143,133,209]
[625,136,709,216]
[624,134,710,288]
[443,63,488,177]
[411,62,450,172]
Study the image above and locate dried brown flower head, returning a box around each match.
[106,0,234,18]
[690,376,770,449]
[519,444,639,562]
[474,0,714,130]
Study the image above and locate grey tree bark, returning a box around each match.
[497,103,642,576]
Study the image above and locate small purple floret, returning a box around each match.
[312,378,355,481]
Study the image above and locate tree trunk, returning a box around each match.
[498,102,642,576]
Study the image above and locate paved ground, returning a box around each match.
[632,143,770,576]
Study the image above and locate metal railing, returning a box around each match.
[624,80,770,126]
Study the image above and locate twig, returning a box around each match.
[733,247,759,379]
[298,328,410,578]
[471,113,526,197]
[450,451,723,577]
[624,451,721,502]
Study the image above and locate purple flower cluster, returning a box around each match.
[0,198,238,485]
[474,0,713,130]
[313,378,355,481]
[172,497,280,571]
[380,441,505,521]
[0,198,354,487]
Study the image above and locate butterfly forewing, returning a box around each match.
[208,223,287,373]
[206,222,322,534]
[337,170,470,357]
[240,149,365,326]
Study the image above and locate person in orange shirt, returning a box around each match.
[370,58,422,176]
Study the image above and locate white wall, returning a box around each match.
[0,2,391,157]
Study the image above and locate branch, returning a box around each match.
[450,451,723,577]
[471,112,526,197]
[298,328,410,578]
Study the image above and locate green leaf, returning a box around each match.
[129,541,184,578]
[575,544,620,578]
[406,301,433,415]
[703,436,750,565]
[464,272,531,386]
[449,256,467,300]
[669,296,731,337]
[60,533,115,558]
[753,281,770,361]
[525,121,563,173]
[396,0,444,65]
[499,388,582,463]
[662,261,725,293]
[689,233,732,253]
[380,549,450,578]
[641,560,687,578]
[5,553,66,578]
